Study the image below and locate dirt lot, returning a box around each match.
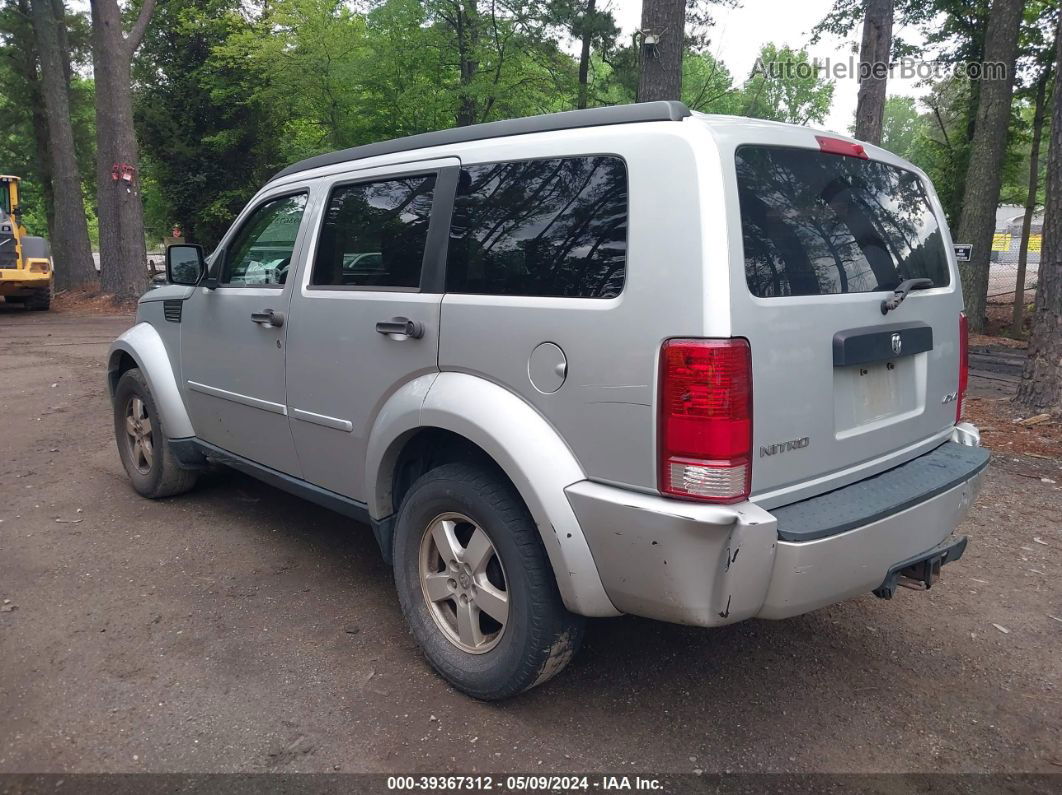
[0,304,1059,775]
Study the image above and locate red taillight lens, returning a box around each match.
[658,339,752,503]
[957,312,969,422]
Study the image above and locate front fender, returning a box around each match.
[107,322,194,439]
[366,372,619,618]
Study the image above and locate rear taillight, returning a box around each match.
[957,312,969,421]
[658,339,752,503]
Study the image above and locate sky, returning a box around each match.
[606,0,930,134]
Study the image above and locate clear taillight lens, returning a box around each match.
[957,312,969,421]
[658,339,752,503]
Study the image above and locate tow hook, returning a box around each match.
[873,535,968,600]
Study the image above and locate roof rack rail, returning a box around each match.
[269,101,691,183]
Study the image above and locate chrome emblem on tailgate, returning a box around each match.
[891,333,903,355]
[759,437,810,457]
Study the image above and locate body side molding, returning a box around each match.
[291,407,354,432]
[187,380,288,415]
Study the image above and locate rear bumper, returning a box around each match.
[565,427,988,626]
[758,464,984,618]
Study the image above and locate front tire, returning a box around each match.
[26,286,51,311]
[113,368,198,498]
[393,462,584,700]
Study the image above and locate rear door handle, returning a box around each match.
[375,317,424,339]
[251,308,284,327]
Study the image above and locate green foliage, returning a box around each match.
[874,77,1050,228]
[8,0,842,249]
[812,0,1058,233]
[414,0,578,126]
[880,96,923,159]
[682,51,741,114]
[899,77,973,227]
[0,0,94,240]
[741,44,835,124]
[134,0,290,247]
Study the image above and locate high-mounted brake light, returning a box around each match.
[658,339,752,503]
[815,135,869,160]
[957,312,969,422]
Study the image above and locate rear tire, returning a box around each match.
[113,368,198,498]
[393,462,584,700]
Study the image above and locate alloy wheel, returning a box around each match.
[124,395,154,475]
[418,512,509,653]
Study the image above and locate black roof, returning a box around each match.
[269,101,691,183]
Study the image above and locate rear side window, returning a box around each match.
[736,146,950,298]
[446,156,627,298]
[311,174,435,289]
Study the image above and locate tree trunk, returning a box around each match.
[1010,66,1051,338]
[853,0,893,145]
[11,0,55,237]
[454,0,480,127]
[954,0,1024,333]
[89,0,155,301]
[50,0,72,83]
[1015,19,1062,413]
[30,0,97,291]
[636,0,684,102]
[577,0,596,110]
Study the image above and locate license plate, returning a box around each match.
[835,358,919,436]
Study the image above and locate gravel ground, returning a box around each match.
[0,305,1059,775]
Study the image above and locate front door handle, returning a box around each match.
[375,317,424,339]
[251,308,284,327]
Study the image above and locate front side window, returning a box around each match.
[446,156,627,298]
[737,146,950,298]
[311,175,436,289]
[222,193,307,286]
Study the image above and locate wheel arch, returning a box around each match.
[107,323,195,439]
[366,372,619,618]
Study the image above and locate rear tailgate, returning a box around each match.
[715,126,965,508]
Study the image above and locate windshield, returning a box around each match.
[736,146,950,298]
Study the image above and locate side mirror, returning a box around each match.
[166,244,205,286]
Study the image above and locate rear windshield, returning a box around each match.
[736,146,950,298]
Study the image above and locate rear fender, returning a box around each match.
[366,371,619,618]
[107,322,194,439]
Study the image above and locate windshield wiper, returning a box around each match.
[881,278,934,314]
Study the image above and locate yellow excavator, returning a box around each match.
[1,175,52,310]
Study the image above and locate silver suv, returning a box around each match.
[108,102,987,700]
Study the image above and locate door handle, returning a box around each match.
[375,317,424,339]
[251,308,285,327]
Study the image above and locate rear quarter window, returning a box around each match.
[736,146,950,298]
[445,156,627,298]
